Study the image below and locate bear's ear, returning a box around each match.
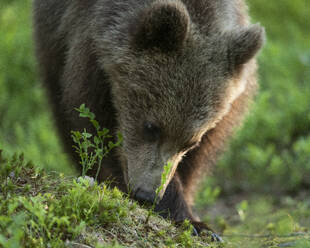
[227,24,265,71]
[131,0,190,52]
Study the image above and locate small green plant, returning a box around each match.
[176,220,195,247]
[71,104,122,180]
[236,200,249,222]
[146,162,173,224]
[155,162,174,200]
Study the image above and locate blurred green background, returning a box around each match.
[0,0,309,199]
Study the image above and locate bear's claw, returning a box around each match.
[210,232,224,242]
[190,221,224,242]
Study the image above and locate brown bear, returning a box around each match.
[33,0,264,238]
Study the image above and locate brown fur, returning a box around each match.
[33,0,264,234]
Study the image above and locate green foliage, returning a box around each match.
[0,0,73,175]
[176,220,195,247]
[0,151,217,247]
[0,151,131,247]
[196,184,221,207]
[71,104,122,180]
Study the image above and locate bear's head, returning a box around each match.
[104,0,265,202]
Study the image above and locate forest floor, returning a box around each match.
[0,151,309,248]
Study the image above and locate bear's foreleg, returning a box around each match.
[155,174,193,222]
[155,174,222,241]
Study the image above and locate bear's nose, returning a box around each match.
[134,188,156,204]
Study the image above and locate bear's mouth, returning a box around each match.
[133,188,158,205]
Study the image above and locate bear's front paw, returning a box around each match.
[190,221,224,242]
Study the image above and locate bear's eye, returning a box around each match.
[143,122,161,142]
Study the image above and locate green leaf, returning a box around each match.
[117,132,123,144]
[91,120,100,130]
[94,136,100,145]
[108,141,115,149]
[82,132,92,139]
[80,104,86,110]
[71,131,82,141]
[98,128,109,137]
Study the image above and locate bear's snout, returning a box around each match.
[134,188,157,205]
